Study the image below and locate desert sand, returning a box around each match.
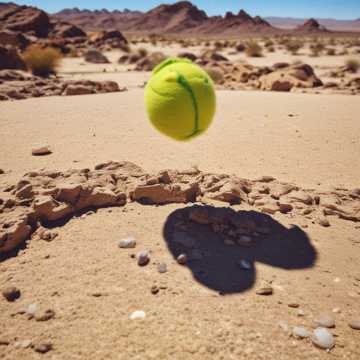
[1,2,360,359]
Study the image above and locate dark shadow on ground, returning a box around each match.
[163,205,317,294]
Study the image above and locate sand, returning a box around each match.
[1,45,360,360]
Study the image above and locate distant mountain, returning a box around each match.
[54,1,276,35]
[266,16,360,32]
[294,18,329,34]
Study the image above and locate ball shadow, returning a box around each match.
[163,205,317,294]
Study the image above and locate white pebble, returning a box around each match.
[293,326,310,338]
[278,320,289,332]
[311,327,335,350]
[129,310,146,320]
[118,236,136,249]
[26,303,38,316]
[314,314,335,328]
[297,309,305,317]
[157,262,167,273]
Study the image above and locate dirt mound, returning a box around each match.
[1,161,359,253]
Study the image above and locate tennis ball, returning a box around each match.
[145,57,216,141]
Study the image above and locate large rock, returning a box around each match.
[84,49,110,64]
[0,30,29,49]
[260,63,323,92]
[134,52,166,71]
[0,46,26,70]
[51,22,86,38]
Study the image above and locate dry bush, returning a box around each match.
[310,42,325,57]
[285,39,303,55]
[235,42,245,52]
[23,45,62,77]
[205,67,224,84]
[245,40,263,57]
[345,58,360,73]
[264,38,274,48]
[267,46,275,53]
[326,48,336,56]
[137,47,148,58]
[214,41,224,50]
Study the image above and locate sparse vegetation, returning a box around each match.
[23,45,62,77]
[264,38,274,48]
[310,42,325,57]
[326,48,336,56]
[245,40,263,57]
[137,47,148,58]
[205,67,224,84]
[285,39,303,55]
[345,58,360,73]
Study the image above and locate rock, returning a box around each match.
[178,52,197,61]
[84,49,110,64]
[317,216,330,227]
[151,285,159,294]
[314,314,335,328]
[118,236,136,249]
[14,340,32,349]
[297,309,305,317]
[65,85,94,96]
[26,303,38,318]
[176,253,187,265]
[256,286,273,295]
[137,250,150,266]
[278,202,293,214]
[288,191,313,205]
[172,231,198,249]
[349,320,360,330]
[52,22,86,38]
[0,30,29,49]
[261,203,280,215]
[0,169,4,174]
[129,310,146,320]
[311,328,335,350]
[0,46,26,70]
[134,52,166,71]
[157,262,167,273]
[2,286,21,302]
[34,342,52,353]
[35,309,55,321]
[189,206,211,224]
[31,145,52,156]
[237,259,252,270]
[278,320,289,332]
[293,326,310,339]
[288,303,300,308]
[236,235,253,247]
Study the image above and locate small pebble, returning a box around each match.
[157,263,167,273]
[34,342,52,353]
[118,236,136,249]
[349,320,360,330]
[297,309,305,317]
[0,169,4,174]
[256,286,273,296]
[332,307,341,314]
[317,216,330,227]
[26,303,38,318]
[137,250,150,266]
[311,327,335,350]
[151,285,159,295]
[293,326,310,339]
[14,340,32,349]
[288,303,300,308]
[31,145,52,156]
[237,259,252,270]
[35,309,55,322]
[177,254,187,265]
[314,314,335,328]
[278,320,289,332]
[129,310,146,320]
[2,286,21,302]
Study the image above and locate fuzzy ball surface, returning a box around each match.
[145,57,216,141]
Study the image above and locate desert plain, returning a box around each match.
[1,2,360,359]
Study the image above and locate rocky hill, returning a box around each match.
[294,18,329,34]
[54,1,276,35]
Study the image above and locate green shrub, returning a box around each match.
[23,45,62,77]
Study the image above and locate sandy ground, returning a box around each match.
[1,46,360,359]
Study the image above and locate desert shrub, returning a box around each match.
[236,42,245,52]
[285,39,303,55]
[214,41,224,50]
[267,46,275,53]
[23,45,62,77]
[245,40,263,57]
[205,67,224,84]
[326,48,336,56]
[345,58,360,73]
[264,38,274,48]
[310,42,325,57]
[137,47,148,58]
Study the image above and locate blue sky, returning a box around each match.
[10,1,360,19]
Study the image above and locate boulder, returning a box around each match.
[84,49,110,64]
[0,46,26,70]
[0,30,29,49]
[134,52,166,71]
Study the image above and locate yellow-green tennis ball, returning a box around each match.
[145,57,216,141]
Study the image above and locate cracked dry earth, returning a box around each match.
[0,160,360,359]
